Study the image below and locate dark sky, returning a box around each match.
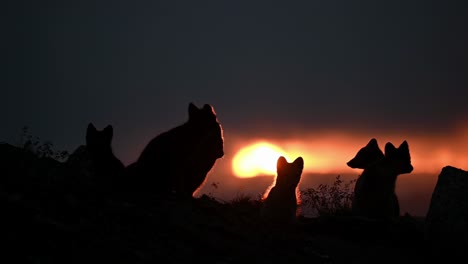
[2,0,467,164]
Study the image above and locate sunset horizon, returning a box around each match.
[191,128,468,218]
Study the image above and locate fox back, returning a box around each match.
[261,156,304,224]
[130,103,224,199]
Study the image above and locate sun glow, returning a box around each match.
[232,142,290,178]
[229,127,468,180]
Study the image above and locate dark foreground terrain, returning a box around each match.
[1,191,427,264]
[0,143,463,263]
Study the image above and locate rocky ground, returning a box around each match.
[0,143,464,263]
[2,190,426,264]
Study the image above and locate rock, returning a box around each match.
[425,166,468,251]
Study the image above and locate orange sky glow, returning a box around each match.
[197,126,468,216]
[230,128,468,178]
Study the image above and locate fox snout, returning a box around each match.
[346,158,362,169]
[346,160,355,168]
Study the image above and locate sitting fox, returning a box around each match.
[127,103,224,199]
[67,123,125,193]
[347,138,413,219]
[261,156,304,224]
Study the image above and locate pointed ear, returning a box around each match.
[371,138,384,157]
[385,142,397,156]
[86,123,96,145]
[188,102,199,119]
[103,125,113,140]
[203,104,212,111]
[87,122,96,131]
[203,104,215,115]
[87,123,96,136]
[399,140,409,151]
[277,156,288,169]
[368,138,378,148]
[293,157,304,169]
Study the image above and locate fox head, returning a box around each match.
[384,141,413,174]
[187,102,224,159]
[86,123,114,155]
[275,156,304,189]
[347,138,384,169]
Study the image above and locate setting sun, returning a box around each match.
[232,142,290,178]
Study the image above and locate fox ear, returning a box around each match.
[103,125,113,140]
[86,123,96,145]
[277,156,288,169]
[367,138,378,148]
[87,123,97,137]
[399,140,409,151]
[293,157,304,169]
[385,142,397,156]
[87,123,96,132]
[188,102,199,119]
[203,104,213,112]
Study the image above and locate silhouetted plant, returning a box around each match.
[229,192,262,213]
[15,126,69,161]
[230,192,259,205]
[300,175,356,217]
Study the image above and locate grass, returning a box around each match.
[300,175,356,217]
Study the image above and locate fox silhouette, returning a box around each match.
[347,139,413,219]
[127,102,224,199]
[261,156,304,224]
[67,123,125,194]
[85,123,125,178]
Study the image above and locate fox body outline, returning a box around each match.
[85,123,125,177]
[261,156,304,224]
[347,138,413,219]
[127,102,224,199]
[65,123,125,197]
